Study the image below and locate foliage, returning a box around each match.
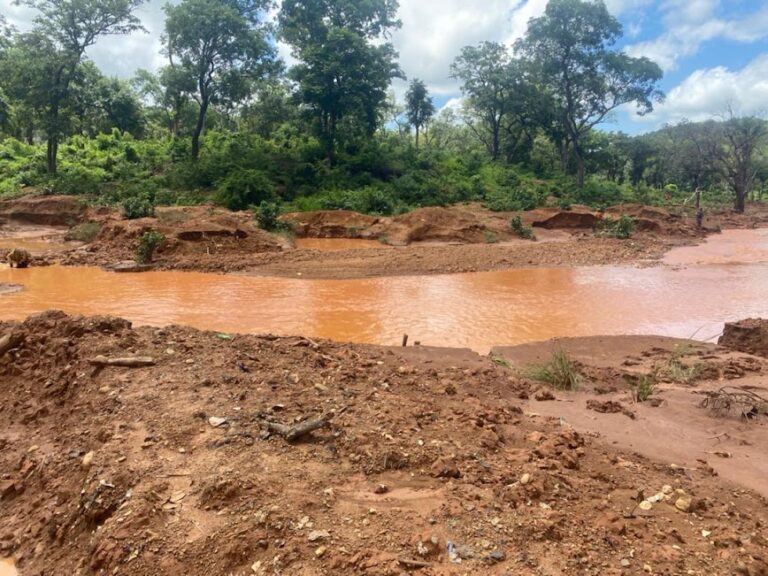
[254,200,281,231]
[527,348,582,390]
[122,195,155,219]
[631,374,656,403]
[510,215,535,240]
[216,168,274,211]
[405,78,435,148]
[596,215,635,239]
[66,221,101,242]
[135,230,165,264]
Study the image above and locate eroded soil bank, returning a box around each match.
[5,195,768,277]
[1,311,767,576]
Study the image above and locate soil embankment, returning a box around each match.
[2,195,768,277]
[1,311,767,575]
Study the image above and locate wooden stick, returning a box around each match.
[89,355,156,367]
[265,410,340,442]
[398,558,431,569]
[402,334,408,347]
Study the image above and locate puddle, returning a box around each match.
[664,228,768,266]
[294,238,384,251]
[0,559,16,576]
[1,229,767,352]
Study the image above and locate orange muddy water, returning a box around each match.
[1,229,767,352]
[0,559,16,576]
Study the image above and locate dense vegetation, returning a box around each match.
[0,0,766,217]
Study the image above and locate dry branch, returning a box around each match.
[264,409,344,442]
[89,355,156,368]
[700,386,768,420]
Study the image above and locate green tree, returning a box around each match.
[133,67,195,137]
[279,0,403,162]
[163,0,277,160]
[12,0,145,173]
[405,78,435,149]
[517,0,663,187]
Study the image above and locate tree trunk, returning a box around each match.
[46,137,58,175]
[191,98,209,161]
[572,143,585,188]
[734,185,746,213]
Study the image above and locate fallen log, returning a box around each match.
[89,355,156,368]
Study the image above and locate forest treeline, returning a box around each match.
[0,0,766,216]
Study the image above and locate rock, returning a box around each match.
[535,389,555,401]
[307,530,330,542]
[675,496,692,512]
[486,550,506,564]
[621,558,631,568]
[719,318,768,357]
[374,484,389,494]
[314,545,327,558]
[638,500,653,511]
[520,473,531,485]
[81,451,95,469]
[208,416,228,428]
[431,457,461,479]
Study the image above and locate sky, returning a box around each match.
[2,0,768,135]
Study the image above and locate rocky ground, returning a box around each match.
[1,311,768,576]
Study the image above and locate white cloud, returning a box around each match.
[631,53,768,126]
[626,1,768,71]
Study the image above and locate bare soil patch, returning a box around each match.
[1,312,767,575]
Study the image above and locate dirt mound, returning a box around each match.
[719,318,768,357]
[60,206,286,272]
[0,195,87,226]
[380,206,491,244]
[529,208,598,230]
[1,313,768,575]
[281,210,380,238]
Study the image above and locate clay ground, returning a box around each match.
[1,312,768,576]
[5,195,768,277]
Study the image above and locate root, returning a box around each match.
[700,386,768,420]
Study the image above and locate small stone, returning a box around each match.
[520,473,531,485]
[638,500,653,511]
[374,484,389,494]
[662,485,673,495]
[643,564,652,573]
[314,545,327,558]
[307,530,330,542]
[675,496,692,512]
[621,558,631,568]
[208,416,228,428]
[82,451,95,469]
[702,530,712,538]
[487,550,506,564]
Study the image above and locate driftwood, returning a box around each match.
[398,558,431,569]
[0,333,24,357]
[89,355,156,368]
[264,409,344,442]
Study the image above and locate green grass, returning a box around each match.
[526,348,582,390]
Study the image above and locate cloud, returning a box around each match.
[625,1,768,71]
[630,53,768,126]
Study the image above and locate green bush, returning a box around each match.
[255,200,281,231]
[527,349,582,390]
[596,214,635,239]
[135,230,165,264]
[510,215,536,240]
[122,196,155,220]
[53,164,108,195]
[216,168,275,211]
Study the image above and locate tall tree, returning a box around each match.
[13,0,145,173]
[279,0,403,162]
[405,78,435,149]
[163,0,277,160]
[708,114,767,213]
[516,0,663,187]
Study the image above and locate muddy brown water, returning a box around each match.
[0,559,16,576]
[1,229,767,352]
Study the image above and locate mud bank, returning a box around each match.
[1,312,767,576]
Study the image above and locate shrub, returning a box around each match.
[255,200,281,231]
[527,348,582,390]
[135,230,165,264]
[484,185,541,212]
[510,215,536,240]
[66,222,101,243]
[484,230,499,243]
[596,215,635,239]
[122,196,155,220]
[575,177,626,207]
[53,164,107,195]
[216,168,274,211]
[632,374,656,403]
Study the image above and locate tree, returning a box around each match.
[133,67,196,137]
[516,0,663,187]
[708,114,767,213]
[163,0,277,160]
[279,0,403,162]
[405,78,435,149]
[13,0,145,173]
